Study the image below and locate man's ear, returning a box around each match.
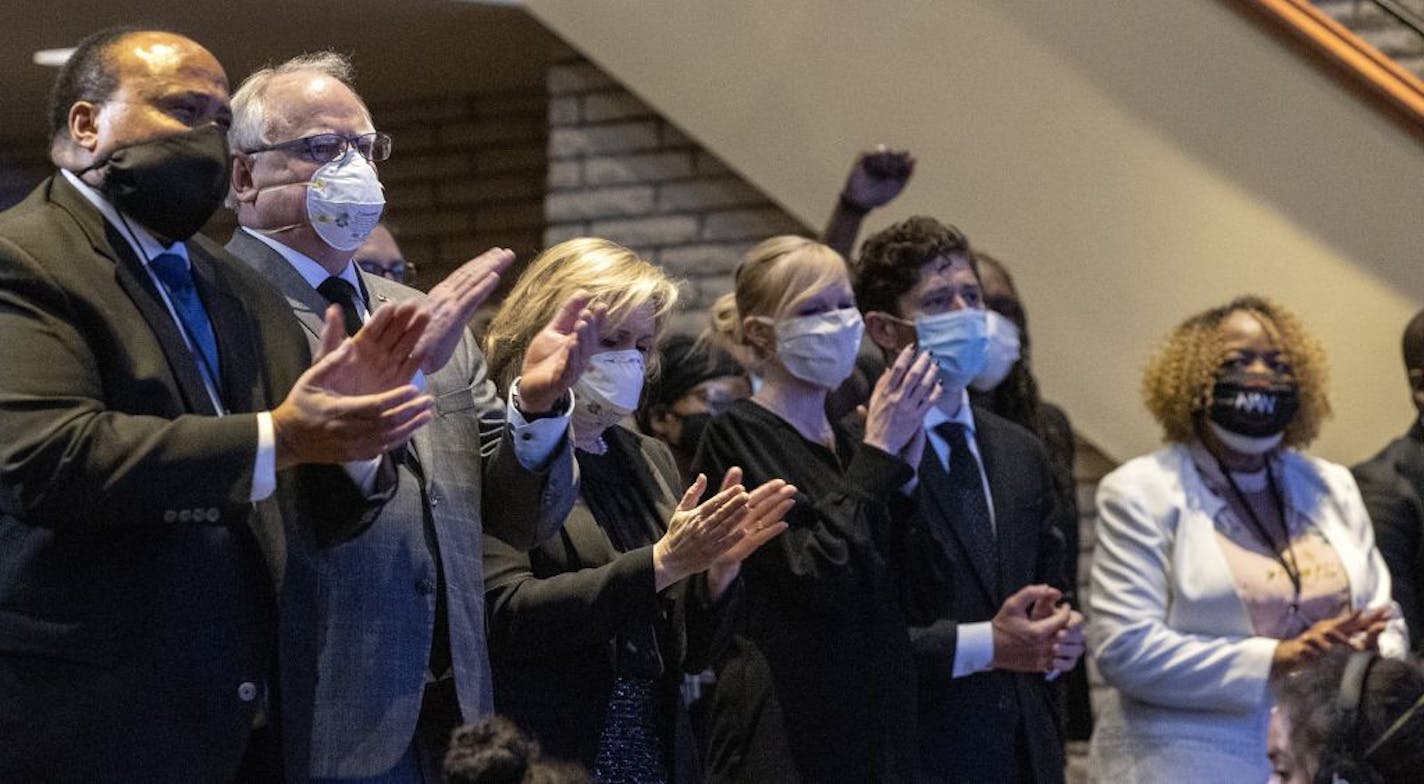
[229,152,258,205]
[864,311,908,354]
[68,102,102,153]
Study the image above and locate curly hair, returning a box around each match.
[443,716,589,784]
[1141,295,1330,447]
[852,215,973,317]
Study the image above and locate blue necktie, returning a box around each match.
[149,251,221,390]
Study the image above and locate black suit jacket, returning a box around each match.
[484,427,737,783]
[1352,421,1424,652]
[0,175,360,782]
[895,405,1069,784]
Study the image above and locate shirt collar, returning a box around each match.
[239,227,364,302]
[925,387,976,436]
[61,168,189,268]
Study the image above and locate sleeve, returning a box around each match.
[1334,466,1410,658]
[0,237,260,529]
[1352,460,1423,651]
[675,572,745,674]
[692,417,913,615]
[1087,468,1278,713]
[465,338,577,550]
[483,530,660,658]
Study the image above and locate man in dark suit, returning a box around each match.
[224,52,590,783]
[853,216,1085,784]
[1352,307,1424,653]
[0,29,436,783]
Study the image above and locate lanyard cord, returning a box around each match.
[1212,452,1304,607]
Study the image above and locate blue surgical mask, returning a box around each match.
[912,309,988,391]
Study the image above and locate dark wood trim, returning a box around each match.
[1226,0,1424,142]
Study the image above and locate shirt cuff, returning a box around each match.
[250,412,277,502]
[507,377,572,470]
[342,457,383,495]
[951,621,995,678]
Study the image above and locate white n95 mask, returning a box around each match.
[306,151,386,251]
[773,307,864,390]
[969,310,1022,392]
[572,349,647,445]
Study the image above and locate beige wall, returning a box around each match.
[520,0,1424,465]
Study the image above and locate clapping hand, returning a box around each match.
[517,292,607,414]
[273,303,434,469]
[707,467,796,598]
[653,468,794,595]
[417,247,514,373]
[862,346,941,463]
[1271,607,1393,677]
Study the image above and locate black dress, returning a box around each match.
[485,426,740,783]
[691,400,918,783]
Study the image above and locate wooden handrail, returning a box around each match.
[1227,0,1424,140]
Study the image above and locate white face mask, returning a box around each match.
[770,307,864,390]
[306,151,386,251]
[969,310,1023,392]
[1207,419,1283,456]
[572,349,646,448]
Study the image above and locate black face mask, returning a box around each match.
[83,124,231,241]
[675,412,714,456]
[1207,367,1300,438]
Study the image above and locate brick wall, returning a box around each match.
[0,84,549,292]
[543,56,808,336]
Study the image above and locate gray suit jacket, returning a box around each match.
[227,229,576,777]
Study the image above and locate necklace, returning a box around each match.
[1211,453,1304,616]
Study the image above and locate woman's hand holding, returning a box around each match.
[653,470,750,592]
[706,468,796,599]
[1270,607,1393,678]
[863,346,940,459]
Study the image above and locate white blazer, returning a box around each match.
[1086,443,1406,783]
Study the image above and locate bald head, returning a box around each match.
[49,29,230,170]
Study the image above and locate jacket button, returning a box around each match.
[178,509,192,523]
[416,579,436,595]
[163,510,177,523]
[998,695,1013,712]
[206,508,221,522]
[238,681,258,702]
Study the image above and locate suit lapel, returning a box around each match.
[189,242,259,413]
[918,449,999,607]
[976,416,1034,598]
[226,229,330,343]
[363,273,431,476]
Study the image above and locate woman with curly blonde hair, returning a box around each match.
[1087,295,1406,783]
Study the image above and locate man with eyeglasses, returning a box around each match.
[354,223,415,284]
[225,51,591,782]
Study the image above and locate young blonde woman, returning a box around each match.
[481,238,794,784]
[692,236,940,783]
[1088,296,1406,782]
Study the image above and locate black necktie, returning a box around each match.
[935,421,998,590]
[316,276,363,337]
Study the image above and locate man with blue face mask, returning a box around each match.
[855,215,1083,784]
[225,52,592,783]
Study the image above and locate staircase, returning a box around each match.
[1316,0,1424,76]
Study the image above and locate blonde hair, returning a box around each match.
[707,235,849,360]
[483,238,679,392]
[1141,295,1331,447]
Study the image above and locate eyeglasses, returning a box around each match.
[244,132,393,163]
[356,259,415,283]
